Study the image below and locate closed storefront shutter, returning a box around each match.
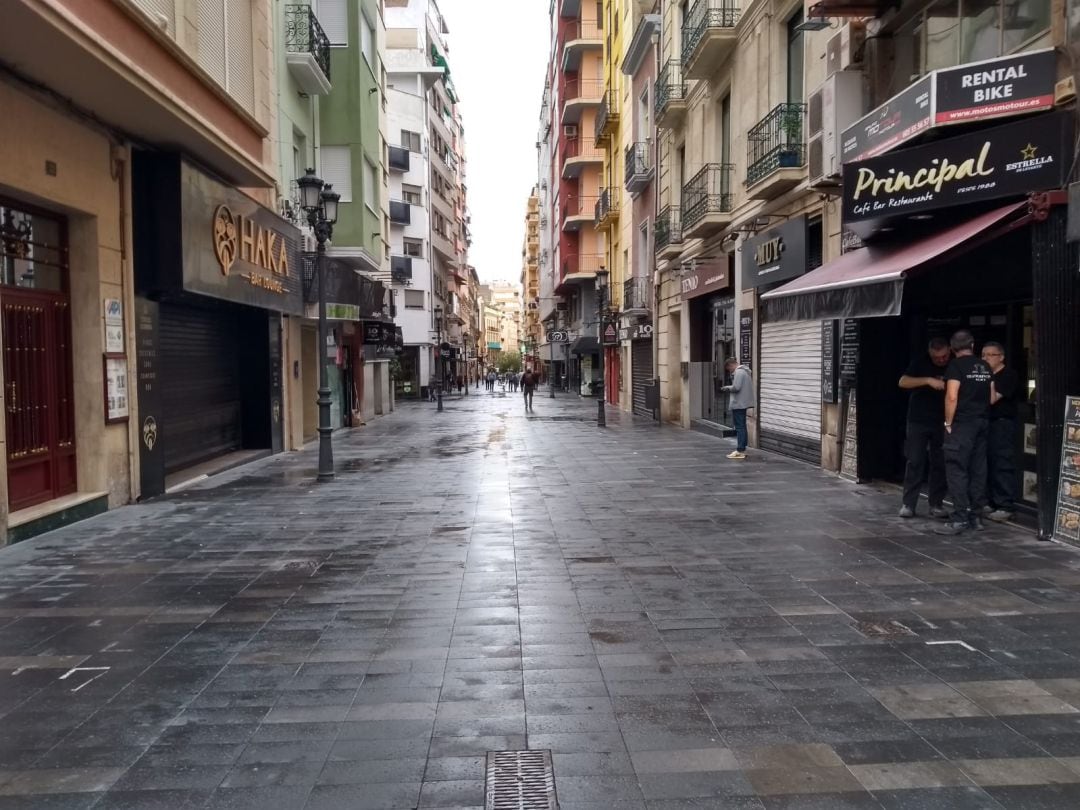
[159,303,242,474]
[631,339,653,417]
[759,320,822,464]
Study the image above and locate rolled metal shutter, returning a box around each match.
[159,303,242,474]
[631,339,653,417]
[759,320,822,464]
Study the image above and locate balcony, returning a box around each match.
[681,0,740,80]
[562,78,604,123]
[682,164,734,239]
[285,5,332,96]
[388,146,410,172]
[655,206,683,259]
[594,187,619,230]
[623,276,650,315]
[746,103,806,200]
[391,255,413,284]
[562,137,603,178]
[389,200,411,225]
[655,60,688,130]
[625,142,653,193]
[562,20,602,70]
[561,194,598,231]
[594,89,619,146]
[561,252,605,282]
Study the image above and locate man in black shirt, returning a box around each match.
[898,338,951,519]
[937,330,993,535]
[981,341,1018,521]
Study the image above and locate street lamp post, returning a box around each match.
[296,169,340,482]
[595,268,608,428]
[434,305,443,412]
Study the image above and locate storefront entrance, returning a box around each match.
[689,294,735,428]
[0,202,76,511]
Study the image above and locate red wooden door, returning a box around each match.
[2,289,76,511]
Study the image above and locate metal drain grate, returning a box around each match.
[855,619,917,640]
[485,749,558,810]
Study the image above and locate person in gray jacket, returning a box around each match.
[721,358,755,460]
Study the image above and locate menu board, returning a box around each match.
[1053,396,1080,543]
[821,321,838,404]
[840,319,859,385]
[739,309,754,369]
[104,356,129,423]
[840,391,858,482]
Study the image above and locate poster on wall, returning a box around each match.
[103,298,124,354]
[1053,396,1080,543]
[739,309,754,369]
[104,356,129,423]
[821,321,839,404]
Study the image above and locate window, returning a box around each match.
[401,129,422,151]
[361,12,375,70]
[637,86,650,141]
[787,10,805,103]
[637,221,650,277]
[321,146,353,202]
[404,238,424,257]
[404,289,425,309]
[196,0,254,111]
[320,0,348,46]
[364,158,377,212]
[402,184,422,205]
[720,94,731,164]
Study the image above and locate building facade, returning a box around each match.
[521,189,543,372]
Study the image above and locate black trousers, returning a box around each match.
[902,421,947,510]
[943,418,988,521]
[988,417,1018,510]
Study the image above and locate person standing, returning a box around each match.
[982,341,1018,522]
[720,358,755,460]
[521,367,538,411]
[898,338,951,519]
[936,330,993,535]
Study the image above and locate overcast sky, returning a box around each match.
[439,0,550,284]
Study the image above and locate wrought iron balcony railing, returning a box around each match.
[623,276,650,313]
[654,60,686,120]
[594,187,619,227]
[655,206,683,253]
[681,0,740,67]
[682,164,734,230]
[594,89,618,143]
[284,5,331,84]
[746,102,807,186]
[625,142,653,192]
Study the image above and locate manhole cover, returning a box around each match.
[485,750,558,810]
[855,619,917,640]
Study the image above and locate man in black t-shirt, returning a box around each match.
[898,338,951,519]
[936,330,993,535]
[981,341,1019,521]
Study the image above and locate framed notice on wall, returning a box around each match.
[104,355,129,423]
[103,298,124,354]
[1053,396,1080,544]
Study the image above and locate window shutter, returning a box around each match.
[133,0,176,34]
[197,0,226,87]
[319,0,348,46]
[321,146,353,202]
[225,0,255,112]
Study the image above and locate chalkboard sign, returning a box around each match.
[840,390,859,482]
[739,309,754,369]
[821,320,839,403]
[840,319,860,385]
[1053,395,1080,544]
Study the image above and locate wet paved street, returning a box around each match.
[4,392,1080,808]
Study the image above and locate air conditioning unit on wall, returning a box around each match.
[563,124,578,138]
[807,71,864,190]
[826,21,866,77]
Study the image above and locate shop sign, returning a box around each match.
[821,320,839,404]
[680,258,729,301]
[178,160,303,316]
[741,217,808,290]
[739,309,753,369]
[103,298,124,354]
[546,329,569,343]
[361,321,385,344]
[631,323,653,340]
[842,110,1072,237]
[841,50,1056,163]
[325,303,361,321]
[602,319,619,346]
[1053,396,1080,544]
[934,49,1056,126]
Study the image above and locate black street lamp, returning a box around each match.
[434,304,443,412]
[297,168,340,482]
[595,267,608,428]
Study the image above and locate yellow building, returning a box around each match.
[521,189,542,369]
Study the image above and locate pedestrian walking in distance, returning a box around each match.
[937,330,993,536]
[898,337,951,519]
[521,367,538,411]
[720,358,754,460]
[982,341,1019,522]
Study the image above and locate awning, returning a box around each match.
[761,201,1029,322]
[570,336,600,355]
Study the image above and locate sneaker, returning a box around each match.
[935,520,968,536]
[898,505,915,519]
[929,506,950,519]
[988,509,1013,523]
[968,515,987,532]
[977,505,994,516]
[728,451,746,460]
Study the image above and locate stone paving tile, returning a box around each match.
[5,395,1080,807]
